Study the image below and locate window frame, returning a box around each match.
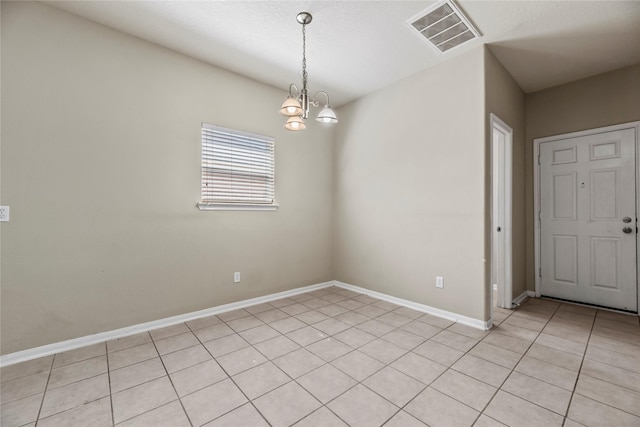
[197,123,278,211]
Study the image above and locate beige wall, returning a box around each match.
[524,64,640,291]
[1,2,334,354]
[333,47,488,322]
[484,47,526,313]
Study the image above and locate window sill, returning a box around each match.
[197,203,279,211]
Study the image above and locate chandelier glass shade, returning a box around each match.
[279,12,338,131]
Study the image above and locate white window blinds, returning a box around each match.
[201,123,275,205]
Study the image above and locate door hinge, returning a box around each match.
[539,267,542,278]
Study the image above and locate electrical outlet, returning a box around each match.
[436,276,444,288]
[234,272,241,283]
[0,206,9,222]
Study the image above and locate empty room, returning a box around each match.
[1,1,639,426]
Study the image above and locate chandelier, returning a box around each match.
[279,12,338,131]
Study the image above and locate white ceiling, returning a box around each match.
[47,1,640,107]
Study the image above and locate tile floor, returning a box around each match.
[1,286,639,426]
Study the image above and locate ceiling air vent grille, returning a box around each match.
[408,0,480,53]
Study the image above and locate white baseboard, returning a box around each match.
[0,281,334,368]
[2,279,493,367]
[512,290,534,307]
[333,281,491,331]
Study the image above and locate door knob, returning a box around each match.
[623,217,632,223]
[623,226,633,234]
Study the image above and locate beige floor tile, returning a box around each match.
[290,292,317,302]
[328,384,398,427]
[432,330,479,352]
[37,396,111,427]
[253,335,300,360]
[238,324,281,345]
[557,303,596,317]
[448,323,490,340]
[405,387,479,427]
[334,327,377,348]
[0,356,53,384]
[502,314,547,332]
[331,350,385,381]
[418,314,456,329]
[297,363,357,404]
[216,346,267,376]
[543,323,590,344]
[501,371,572,415]
[594,317,640,335]
[0,393,42,427]
[294,407,349,427]
[217,308,251,322]
[320,293,349,304]
[373,300,401,312]
[107,332,152,353]
[181,378,248,426]
[202,333,249,358]
[232,361,290,400]
[313,318,351,336]
[495,323,540,342]
[568,394,640,427]
[595,310,639,326]
[245,304,279,316]
[52,343,106,368]
[108,342,158,370]
[255,308,289,323]
[269,298,298,309]
[352,294,379,305]
[359,338,407,364]
[118,400,190,427]
[392,306,424,320]
[525,343,583,372]
[473,414,508,427]
[381,329,426,350]
[592,326,640,346]
[185,314,222,331]
[553,310,594,325]
[280,303,311,316]
[111,376,176,424]
[536,333,587,356]
[286,326,328,346]
[391,352,447,385]
[203,402,269,427]
[376,312,413,328]
[588,334,640,357]
[48,355,107,390]
[269,316,307,334]
[302,298,332,310]
[170,359,227,397]
[384,410,428,427]
[484,390,564,427]
[295,309,330,325]
[412,339,465,367]
[402,320,442,339]
[363,366,426,407]
[307,337,353,362]
[154,332,199,356]
[336,299,367,311]
[40,373,110,418]
[0,371,49,403]
[514,356,578,391]
[468,342,522,369]
[161,343,212,374]
[254,381,321,427]
[546,316,593,333]
[226,315,264,333]
[482,331,531,354]
[273,348,325,378]
[149,323,190,341]
[192,323,235,343]
[581,358,640,393]
[356,319,396,337]
[575,374,640,416]
[585,345,640,374]
[335,311,369,326]
[431,369,497,411]
[317,304,350,317]
[511,309,553,324]
[452,354,511,387]
[354,305,388,319]
[563,419,587,427]
[110,357,166,393]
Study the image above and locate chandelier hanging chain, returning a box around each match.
[301,21,308,92]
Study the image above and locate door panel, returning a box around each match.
[539,129,637,312]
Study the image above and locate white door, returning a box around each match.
[539,128,637,312]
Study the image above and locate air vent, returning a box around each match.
[408,0,480,53]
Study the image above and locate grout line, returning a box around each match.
[32,353,55,426]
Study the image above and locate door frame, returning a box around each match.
[533,121,640,313]
[490,114,513,310]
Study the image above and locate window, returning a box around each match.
[198,123,277,210]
